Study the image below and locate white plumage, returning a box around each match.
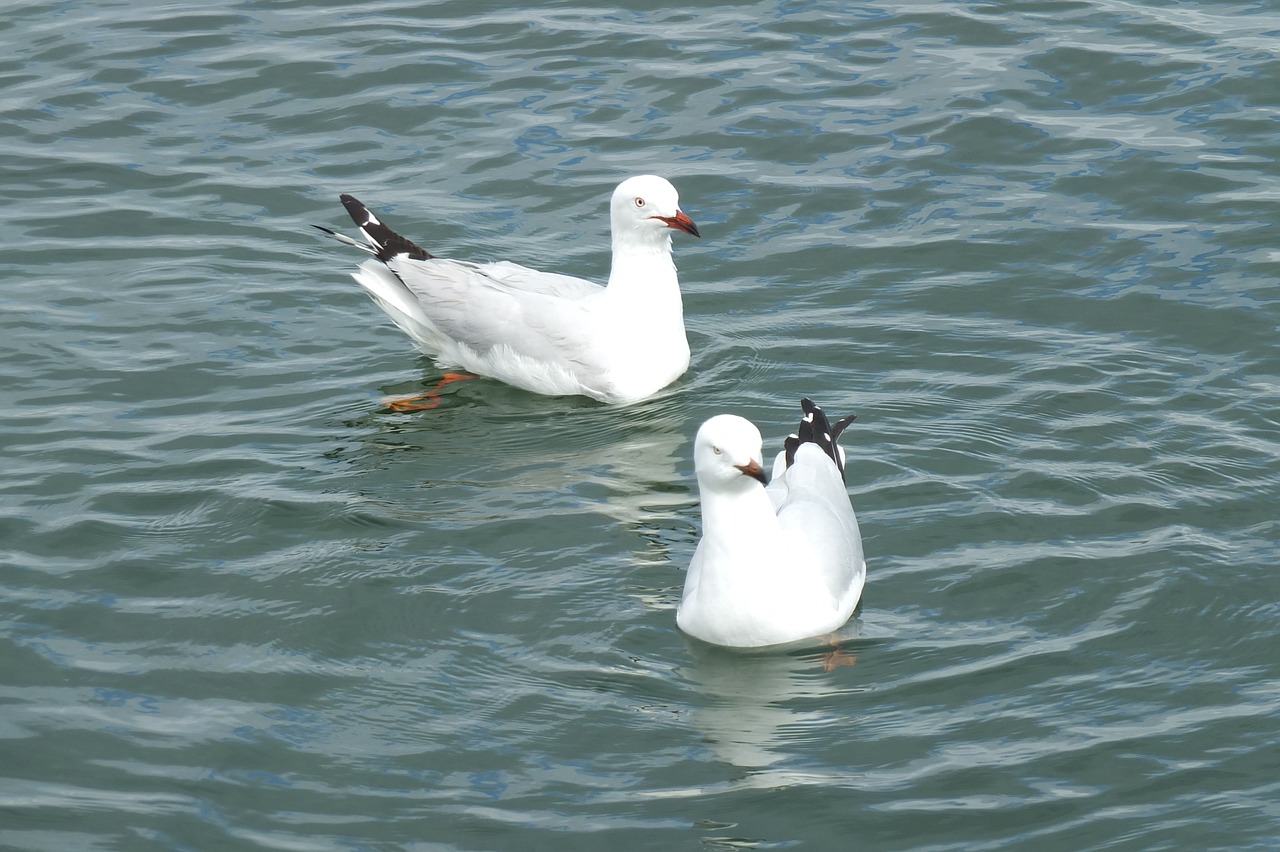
[317,175,700,404]
[677,399,865,648]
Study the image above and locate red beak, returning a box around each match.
[735,459,768,486]
[655,210,700,238]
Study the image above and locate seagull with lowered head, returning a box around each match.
[677,399,866,648]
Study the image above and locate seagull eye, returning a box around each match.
[712,446,721,455]
[634,197,645,208]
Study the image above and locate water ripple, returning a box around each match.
[2,0,1279,848]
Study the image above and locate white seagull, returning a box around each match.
[315,176,700,405]
[677,399,866,648]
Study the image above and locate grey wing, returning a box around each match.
[474,260,605,299]
[770,445,864,603]
[387,256,604,369]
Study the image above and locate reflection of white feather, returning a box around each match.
[679,622,862,772]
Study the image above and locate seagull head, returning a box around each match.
[611,175,700,246]
[694,414,768,491]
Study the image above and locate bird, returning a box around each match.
[677,399,865,648]
[315,175,700,405]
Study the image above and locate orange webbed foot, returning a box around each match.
[820,633,857,672]
[383,373,475,412]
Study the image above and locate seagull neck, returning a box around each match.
[606,234,677,291]
[700,483,781,548]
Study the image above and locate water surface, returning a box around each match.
[2,0,1279,849]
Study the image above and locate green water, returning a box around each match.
[2,0,1278,849]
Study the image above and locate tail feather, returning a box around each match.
[312,224,374,254]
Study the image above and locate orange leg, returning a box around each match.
[384,373,475,412]
[820,633,857,672]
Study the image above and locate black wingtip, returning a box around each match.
[338,194,366,222]
[831,413,858,444]
[337,194,434,262]
[785,397,857,480]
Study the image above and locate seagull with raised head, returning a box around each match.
[677,399,865,648]
[316,176,700,405]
